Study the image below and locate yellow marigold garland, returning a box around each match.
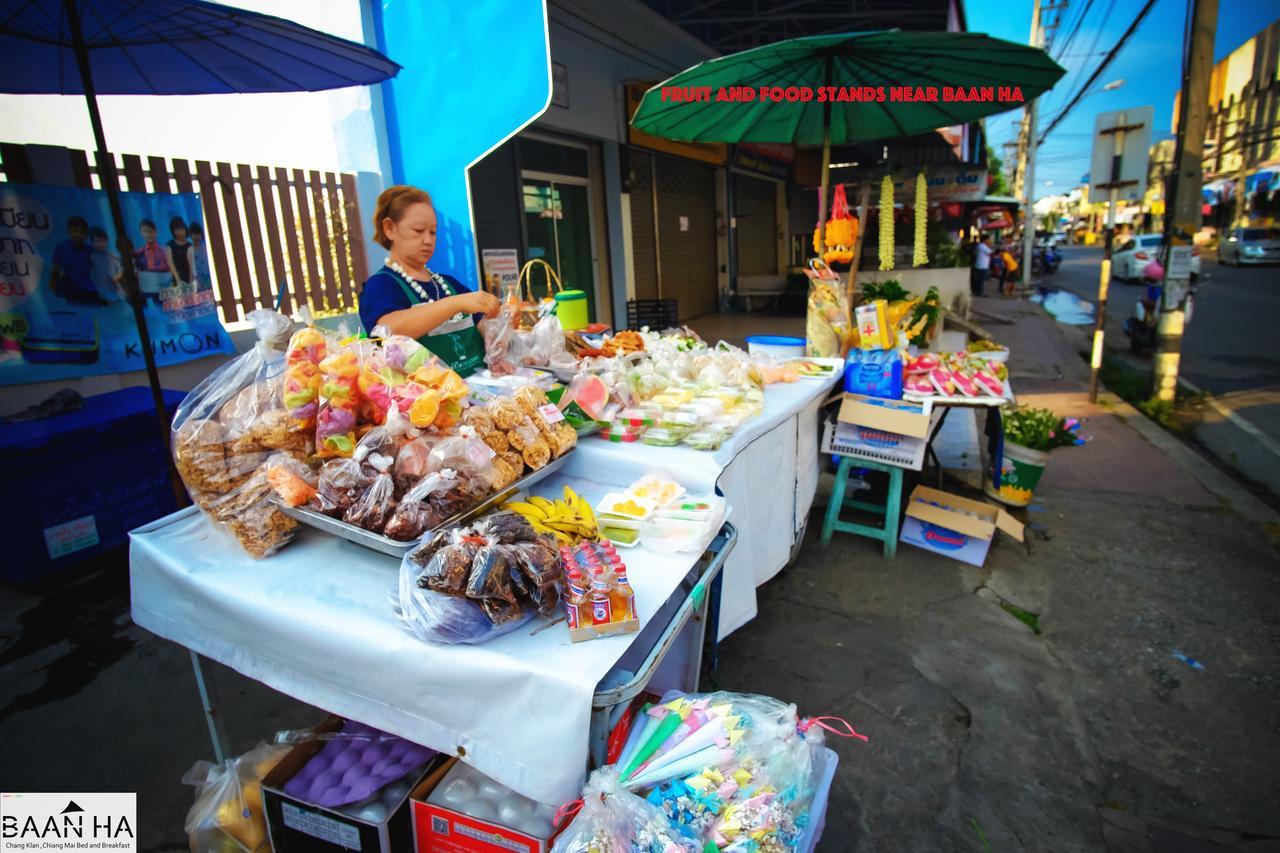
[913,172,928,267]
[878,174,894,271]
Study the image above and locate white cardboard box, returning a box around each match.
[899,485,1024,567]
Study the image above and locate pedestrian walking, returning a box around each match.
[972,233,992,297]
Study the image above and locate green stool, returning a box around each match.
[821,457,904,558]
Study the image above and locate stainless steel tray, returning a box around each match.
[274,449,574,558]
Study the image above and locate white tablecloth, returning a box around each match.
[129,472,701,806]
[567,374,842,639]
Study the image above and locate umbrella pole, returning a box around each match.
[66,0,186,507]
[848,182,870,305]
[816,54,834,255]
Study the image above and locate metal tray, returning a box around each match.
[273,449,575,558]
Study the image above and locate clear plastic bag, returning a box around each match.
[427,427,497,498]
[393,434,443,494]
[395,511,557,644]
[282,325,328,430]
[358,332,435,424]
[182,741,290,853]
[510,314,565,367]
[343,471,396,533]
[383,470,455,541]
[551,769,699,853]
[265,453,318,508]
[316,339,369,458]
[479,302,519,376]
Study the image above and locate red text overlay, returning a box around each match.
[660,85,1025,104]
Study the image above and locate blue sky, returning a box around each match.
[967,0,1280,200]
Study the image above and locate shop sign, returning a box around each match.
[733,144,792,179]
[481,248,520,294]
[889,167,987,202]
[0,182,232,386]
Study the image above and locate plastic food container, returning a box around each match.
[600,423,643,442]
[640,516,713,553]
[679,398,723,420]
[656,495,723,523]
[554,289,589,331]
[745,334,806,359]
[596,492,656,521]
[641,427,684,447]
[616,406,659,428]
[627,476,685,506]
[598,517,641,548]
[683,429,726,451]
[659,411,701,432]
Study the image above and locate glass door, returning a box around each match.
[522,177,598,323]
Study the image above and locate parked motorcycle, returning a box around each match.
[1031,244,1062,275]
[1124,261,1196,353]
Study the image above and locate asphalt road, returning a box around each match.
[1050,246,1279,394]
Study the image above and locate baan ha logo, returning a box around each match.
[921,522,968,550]
[1,792,136,851]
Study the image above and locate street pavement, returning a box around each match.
[1047,246,1280,498]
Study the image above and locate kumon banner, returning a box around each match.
[0,182,233,385]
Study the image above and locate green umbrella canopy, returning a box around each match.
[630,30,1065,144]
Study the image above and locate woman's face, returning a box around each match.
[384,203,437,268]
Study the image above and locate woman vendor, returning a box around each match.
[359,185,499,376]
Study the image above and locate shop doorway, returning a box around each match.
[521,175,598,322]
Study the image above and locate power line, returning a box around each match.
[1045,0,1116,119]
[1038,0,1159,145]
[1051,0,1094,62]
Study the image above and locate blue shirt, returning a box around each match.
[357,266,474,336]
[51,238,95,296]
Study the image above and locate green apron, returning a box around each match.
[389,272,486,377]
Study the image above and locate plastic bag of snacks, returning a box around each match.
[804,260,852,358]
[172,310,311,557]
[282,325,328,430]
[357,332,435,424]
[479,301,519,376]
[396,510,560,643]
[182,741,290,853]
[551,769,699,853]
[316,338,369,457]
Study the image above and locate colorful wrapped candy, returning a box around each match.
[316,344,363,457]
[282,326,327,429]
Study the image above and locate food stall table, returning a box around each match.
[567,370,843,640]
[906,382,1016,487]
[129,471,735,807]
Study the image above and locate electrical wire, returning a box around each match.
[1038,0,1158,145]
[1043,0,1117,121]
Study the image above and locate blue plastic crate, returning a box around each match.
[0,386,186,583]
[799,747,839,853]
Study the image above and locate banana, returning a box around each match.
[563,485,577,504]
[528,495,556,513]
[504,500,547,521]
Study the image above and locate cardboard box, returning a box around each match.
[262,717,442,853]
[825,393,938,470]
[411,758,558,853]
[899,485,1025,567]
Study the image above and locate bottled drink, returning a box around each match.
[564,567,587,631]
[611,564,636,621]
[589,568,612,626]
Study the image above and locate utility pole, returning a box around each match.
[1019,0,1065,287]
[1233,83,1253,228]
[1155,0,1217,403]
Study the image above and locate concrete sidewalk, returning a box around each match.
[709,297,1280,851]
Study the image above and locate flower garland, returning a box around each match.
[385,257,468,324]
[913,171,929,267]
[878,174,895,271]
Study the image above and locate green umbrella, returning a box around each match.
[631,30,1065,245]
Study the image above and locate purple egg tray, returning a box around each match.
[283,721,436,808]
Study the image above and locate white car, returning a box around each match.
[1113,234,1201,282]
[1218,227,1280,265]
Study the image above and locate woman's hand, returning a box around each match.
[461,289,501,318]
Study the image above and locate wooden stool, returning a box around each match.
[821,457,904,558]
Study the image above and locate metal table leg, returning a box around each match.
[588,523,737,768]
[190,650,232,764]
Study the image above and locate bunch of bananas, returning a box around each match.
[505,486,598,545]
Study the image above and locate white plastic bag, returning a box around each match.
[182,742,290,853]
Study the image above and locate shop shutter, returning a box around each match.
[468,141,522,263]
[735,173,777,277]
[654,155,717,320]
[628,151,658,300]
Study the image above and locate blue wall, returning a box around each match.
[374,0,551,288]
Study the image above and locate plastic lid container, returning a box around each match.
[598,516,641,548]
[745,335,806,359]
[656,495,723,523]
[616,407,658,427]
[683,429,725,451]
[659,411,701,431]
[600,423,643,442]
[596,492,656,520]
[640,515,714,553]
[679,398,723,419]
[626,476,685,505]
[641,427,684,447]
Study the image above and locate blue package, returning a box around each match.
[844,349,903,399]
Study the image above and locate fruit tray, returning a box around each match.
[273,450,574,558]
